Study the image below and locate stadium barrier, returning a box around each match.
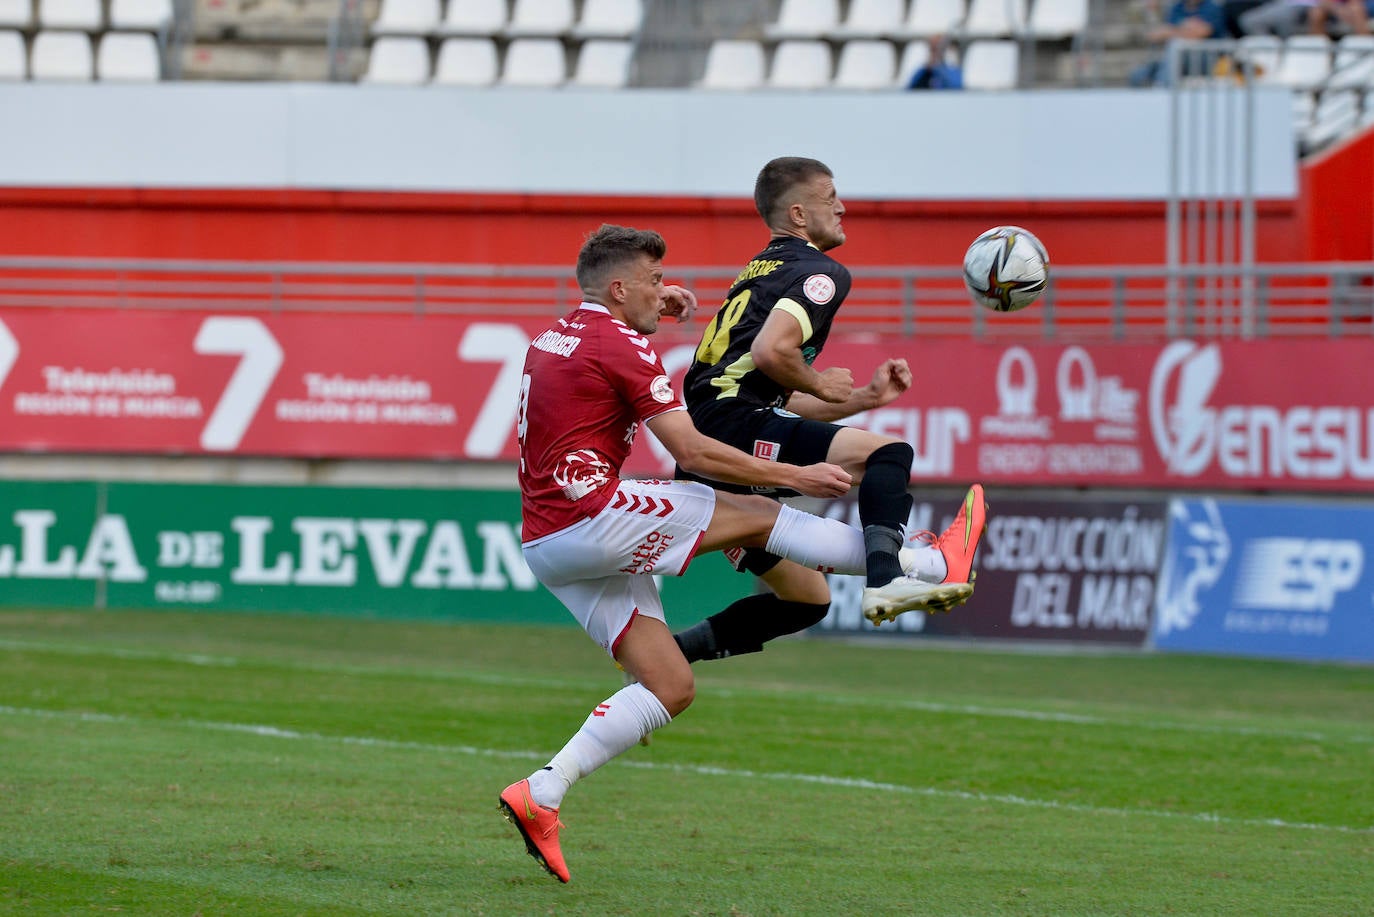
[0,479,739,625]
[0,255,1370,339]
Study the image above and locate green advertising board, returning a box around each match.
[0,480,741,626]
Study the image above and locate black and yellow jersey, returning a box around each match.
[683,236,851,419]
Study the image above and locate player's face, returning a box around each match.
[797,175,846,251]
[615,256,668,334]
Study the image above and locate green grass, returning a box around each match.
[1,609,1371,916]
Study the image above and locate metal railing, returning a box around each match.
[0,257,1369,341]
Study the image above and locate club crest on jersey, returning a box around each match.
[553,449,612,501]
[803,273,836,305]
[650,374,674,403]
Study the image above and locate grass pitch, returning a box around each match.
[1,609,1371,916]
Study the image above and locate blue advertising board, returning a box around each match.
[1153,498,1374,663]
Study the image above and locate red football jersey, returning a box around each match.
[518,303,684,541]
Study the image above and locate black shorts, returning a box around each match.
[677,403,842,498]
[677,403,843,579]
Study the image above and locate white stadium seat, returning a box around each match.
[901,0,965,37]
[764,0,840,40]
[833,0,907,39]
[505,0,573,37]
[1028,0,1088,40]
[500,37,565,85]
[40,0,102,31]
[371,0,441,35]
[1236,35,1282,83]
[697,38,765,89]
[1328,34,1374,89]
[962,38,1018,89]
[0,29,25,79]
[572,0,642,39]
[962,0,1026,37]
[571,38,633,87]
[767,38,831,89]
[833,38,897,88]
[30,29,93,79]
[362,36,430,83]
[109,0,173,31]
[437,0,507,36]
[432,36,498,84]
[0,0,32,29]
[1276,34,1331,89]
[894,37,932,85]
[97,30,160,80]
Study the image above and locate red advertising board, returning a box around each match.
[1,308,1372,491]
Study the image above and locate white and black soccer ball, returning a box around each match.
[962,225,1050,313]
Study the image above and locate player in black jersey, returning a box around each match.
[674,156,987,659]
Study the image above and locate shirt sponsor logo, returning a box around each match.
[620,530,675,575]
[552,449,612,501]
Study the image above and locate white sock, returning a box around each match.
[905,542,949,583]
[526,682,672,810]
[764,504,866,575]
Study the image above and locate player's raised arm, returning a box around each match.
[647,409,850,498]
[750,308,853,403]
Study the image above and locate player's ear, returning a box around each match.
[608,278,625,303]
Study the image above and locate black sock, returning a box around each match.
[860,442,915,587]
[674,594,830,662]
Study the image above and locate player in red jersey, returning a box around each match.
[499,224,970,884]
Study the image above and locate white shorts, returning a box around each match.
[522,478,717,656]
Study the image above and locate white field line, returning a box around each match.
[2,637,1371,746]
[2,703,1370,837]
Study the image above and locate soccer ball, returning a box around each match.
[962,225,1050,313]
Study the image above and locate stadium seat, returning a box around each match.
[1303,89,1359,148]
[894,37,932,84]
[437,0,507,36]
[109,0,172,31]
[697,38,765,89]
[570,38,632,87]
[1028,0,1087,40]
[833,38,897,88]
[764,0,840,40]
[96,30,159,80]
[505,0,573,37]
[362,36,430,83]
[1276,34,1331,89]
[900,0,965,37]
[0,0,32,28]
[962,0,1026,37]
[0,29,24,78]
[432,35,498,84]
[371,0,441,35]
[767,38,831,88]
[30,29,93,79]
[962,38,1018,89]
[39,0,101,31]
[1236,35,1282,83]
[571,0,642,39]
[500,37,565,85]
[833,0,907,39]
[1329,34,1374,89]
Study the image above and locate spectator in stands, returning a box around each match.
[906,34,964,90]
[1239,0,1319,35]
[1306,0,1373,35]
[1130,0,1227,86]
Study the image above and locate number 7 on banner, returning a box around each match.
[194,317,283,452]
